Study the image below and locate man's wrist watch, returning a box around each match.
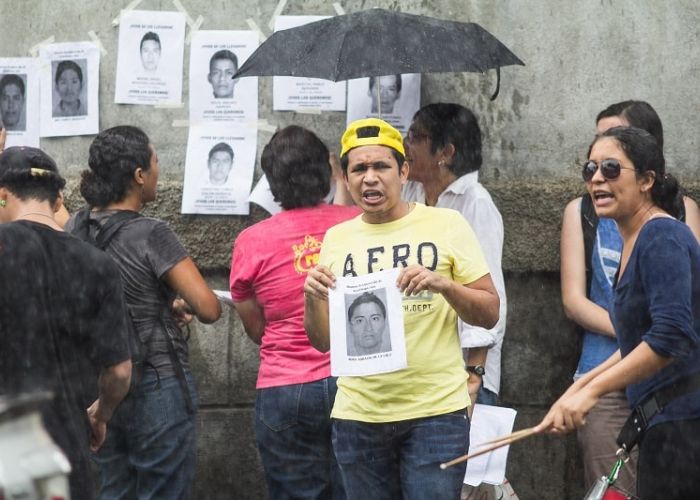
[466,365,486,376]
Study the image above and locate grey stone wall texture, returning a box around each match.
[2,0,699,498]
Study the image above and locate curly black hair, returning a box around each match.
[80,125,152,208]
[260,125,331,210]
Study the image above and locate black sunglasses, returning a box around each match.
[581,159,636,182]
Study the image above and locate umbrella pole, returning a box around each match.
[376,81,382,118]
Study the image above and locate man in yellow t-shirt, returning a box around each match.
[304,118,500,499]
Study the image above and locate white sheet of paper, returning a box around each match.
[464,404,517,486]
[329,269,407,377]
[346,74,421,135]
[247,174,337,216]
[189,30,258,125]
[39,42,99,137]
[272,16,347,112]
[0,58,39,147]
[213,289,234,307]
[247,175,281,215]
[114,10,186,105]
[181,124,257,215]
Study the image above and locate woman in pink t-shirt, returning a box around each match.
[230,125,358,499]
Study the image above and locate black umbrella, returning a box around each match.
[234,8,524,99]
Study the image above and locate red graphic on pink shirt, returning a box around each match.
[293,234,323,274]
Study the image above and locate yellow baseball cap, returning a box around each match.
[340,118,405,157]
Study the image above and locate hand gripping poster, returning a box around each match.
[0,58,39,147]
[39,42,99,137]
[346,73,421,135]
[272,16,346,112]
[114,10,186,105]
[180,125,257,215]
[329,269,407,377]
[189,30,258,125]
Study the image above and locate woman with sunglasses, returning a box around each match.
[558,101,700,495]
[539,126,700,499]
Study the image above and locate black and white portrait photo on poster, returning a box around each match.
[114,10,186,105]
[329,268,407,377]
[181,125,257,215]
[189,30,258,125]
[0,58,39,147]
[345,289,392,357]
[272,16,346,112]
[39,42,99,137]
[346,73,421,135]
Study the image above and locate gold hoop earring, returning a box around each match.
[0,199,6,208]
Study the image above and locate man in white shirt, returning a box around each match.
[403,103,506,405]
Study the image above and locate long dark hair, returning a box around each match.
[596,100,663,149]
[590,126,682,218]
[80,126,152,208]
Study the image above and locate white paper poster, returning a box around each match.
[464,404,517,486]
[181,125,257,215]
[39,42,99,137]
[0,58,39,147]
[346,74,421,134]
[189,30,258,125]
[273,16,346,112]
[329,269,407,377]
[114,10,186,105]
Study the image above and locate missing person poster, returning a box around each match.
[272,16,346,112]
[189,30,258,125]
[181,125,257,215]
[114,10,186,105]
[329,269,407,377]
[39,42,99,137]
[0,58,39,147]
[346,73,421,134]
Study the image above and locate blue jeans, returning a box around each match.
[476,386,498,407]
[255,377,345,500]
[94,371,198,500]
[332,409,469,500]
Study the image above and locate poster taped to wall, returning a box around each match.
[346,74,421,135]
[0,58,39,147]
[181,125,257,215]
[39,42,99,137]
[189,30,258,125]
[114,10,186,106]
[272,16,346,112]
[329,269,407,377]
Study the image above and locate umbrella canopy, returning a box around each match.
[234,8,524,83]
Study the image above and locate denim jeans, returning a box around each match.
[255,377,345,500]
[93,371,198,500]
[475,386,497,407]
[332,409,469,500]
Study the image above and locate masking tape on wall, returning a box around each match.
[87,31,108,56]
[268,0,288,31]
[28,36,55,57]
[246,19,268,43]
[112,0,145,27]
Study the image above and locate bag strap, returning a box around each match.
[617,371,700,452]
[580,193,598,296]
[71,209,194,412]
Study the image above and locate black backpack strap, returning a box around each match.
[580,194,598,296]
[95,211,142,250]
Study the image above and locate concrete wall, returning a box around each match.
[3,0,699,498]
